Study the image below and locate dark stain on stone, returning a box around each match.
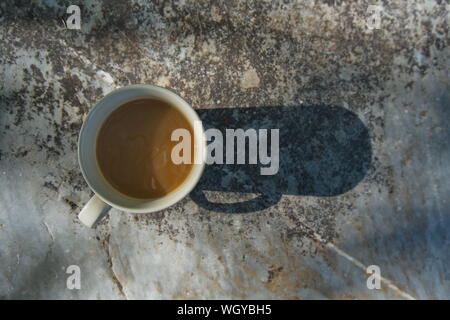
[65,169,87,192]
[10,91,27,127]
[60,74,82,105]
[43,181,58,193]
[267,265,284,283]
[63,198,78,210]
[15,148,28,158]
[405,81,414,90]
[30,64,44,82]
[69,121,82,133]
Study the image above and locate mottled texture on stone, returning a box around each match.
[0,0,449,299]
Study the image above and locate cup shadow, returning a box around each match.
[190,105,372,213]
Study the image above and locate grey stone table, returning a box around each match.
[0,1,449,299]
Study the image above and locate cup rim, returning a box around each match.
[78,84,205,213]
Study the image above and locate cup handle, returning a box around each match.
[78,194,111,228]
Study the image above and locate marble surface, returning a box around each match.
[0,0,449,299]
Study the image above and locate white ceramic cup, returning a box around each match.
[78,84,205,227]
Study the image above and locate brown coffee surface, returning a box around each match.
[96,98,193,199]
